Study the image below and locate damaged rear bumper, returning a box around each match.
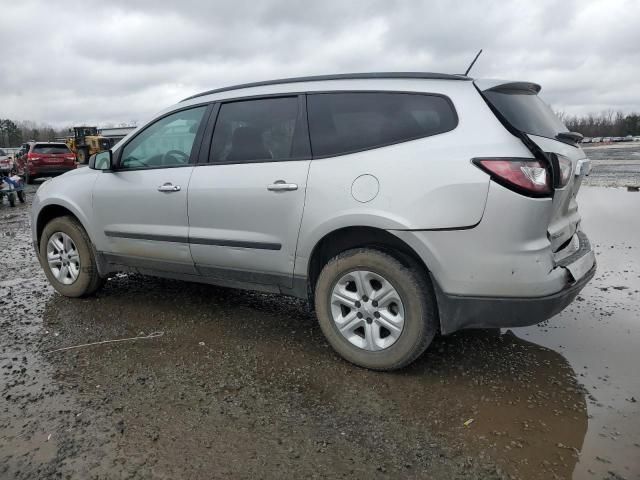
[434,231,596,334]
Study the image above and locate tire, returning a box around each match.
[8,192,16,207]
[39,216,104,297]
[314,248,437,371]
[17,190,26,203]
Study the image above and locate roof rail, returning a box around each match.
[181,71,471,102]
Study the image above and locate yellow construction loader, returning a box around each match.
[66,127,113,163]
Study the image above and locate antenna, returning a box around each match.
[464,49,483,76]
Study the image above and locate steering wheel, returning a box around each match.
[163,150,189,165]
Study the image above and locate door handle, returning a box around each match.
[267,180,298,192]
[158,183,181,192]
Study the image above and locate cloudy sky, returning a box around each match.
[1,0,639,127]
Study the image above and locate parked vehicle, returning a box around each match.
[592,137,602,143]
[31,72,596,370]
[66,126,114,164]
[15,142,76,184]
[602,137,612,143]
[0,149,14,174]
[581,137,591,143]
[624,135,634,142]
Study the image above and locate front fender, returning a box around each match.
[31,169,99,250]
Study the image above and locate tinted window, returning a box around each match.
[210,97,306,163]
[33,144,70,154]
[120,106,206,169]
[307,92,457,157]
[0,149,6,156]
[484,90,567,139]
[33,144,69,154]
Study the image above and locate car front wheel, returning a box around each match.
[314,248,437,370]
[39,216,104,297]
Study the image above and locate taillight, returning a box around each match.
[473,158,552,197]
[557,155,572,188]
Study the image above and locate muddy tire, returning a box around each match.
[17,190,26,203]
[8,192,16,207]
[39,216,104,297]
[314,248,437,371]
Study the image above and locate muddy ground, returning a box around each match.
[1,144,639,479]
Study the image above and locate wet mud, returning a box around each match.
[1,182,638,479]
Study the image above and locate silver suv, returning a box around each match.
[32,72,596,370]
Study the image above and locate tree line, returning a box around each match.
[0,118,67,147]
[3,110,640,147]
[556,111,640,138]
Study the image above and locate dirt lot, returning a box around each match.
[1,144,639,479]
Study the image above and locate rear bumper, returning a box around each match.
[30,165,76,176]
[433,233,596,334]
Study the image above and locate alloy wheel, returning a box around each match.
[330,270,405,351]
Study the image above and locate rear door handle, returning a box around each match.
[158,183,181,192]
[267,180,298,192]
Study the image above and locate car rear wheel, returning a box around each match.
[314,248,437,370]
[39,216,104,297]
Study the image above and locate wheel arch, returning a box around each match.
[306,226,433,293]
[36,203,91,253]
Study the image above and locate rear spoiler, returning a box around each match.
[474,79,542,94]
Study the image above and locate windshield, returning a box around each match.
[484,90,568,140]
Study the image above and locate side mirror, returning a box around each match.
[90,150,113,171]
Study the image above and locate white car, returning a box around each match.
[31,72,596,370]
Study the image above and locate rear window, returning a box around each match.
[307,92,457,157]
[33,144,71,154]
[0,149,6,156]
[483,90,567,139]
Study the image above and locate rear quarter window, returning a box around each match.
[307,92,457,157]
[33,144,71,154]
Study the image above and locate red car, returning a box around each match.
[16,142,76,183]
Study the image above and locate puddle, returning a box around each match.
[512,186,640,479]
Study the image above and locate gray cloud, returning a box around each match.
[1,0,639,127]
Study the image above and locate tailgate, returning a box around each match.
[476,79,590,251]
[41,153,74,164]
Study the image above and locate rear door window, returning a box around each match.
[209,96,309,163]
[483,89,567,140]
[33,144,71,154]
[307,92,457,157]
